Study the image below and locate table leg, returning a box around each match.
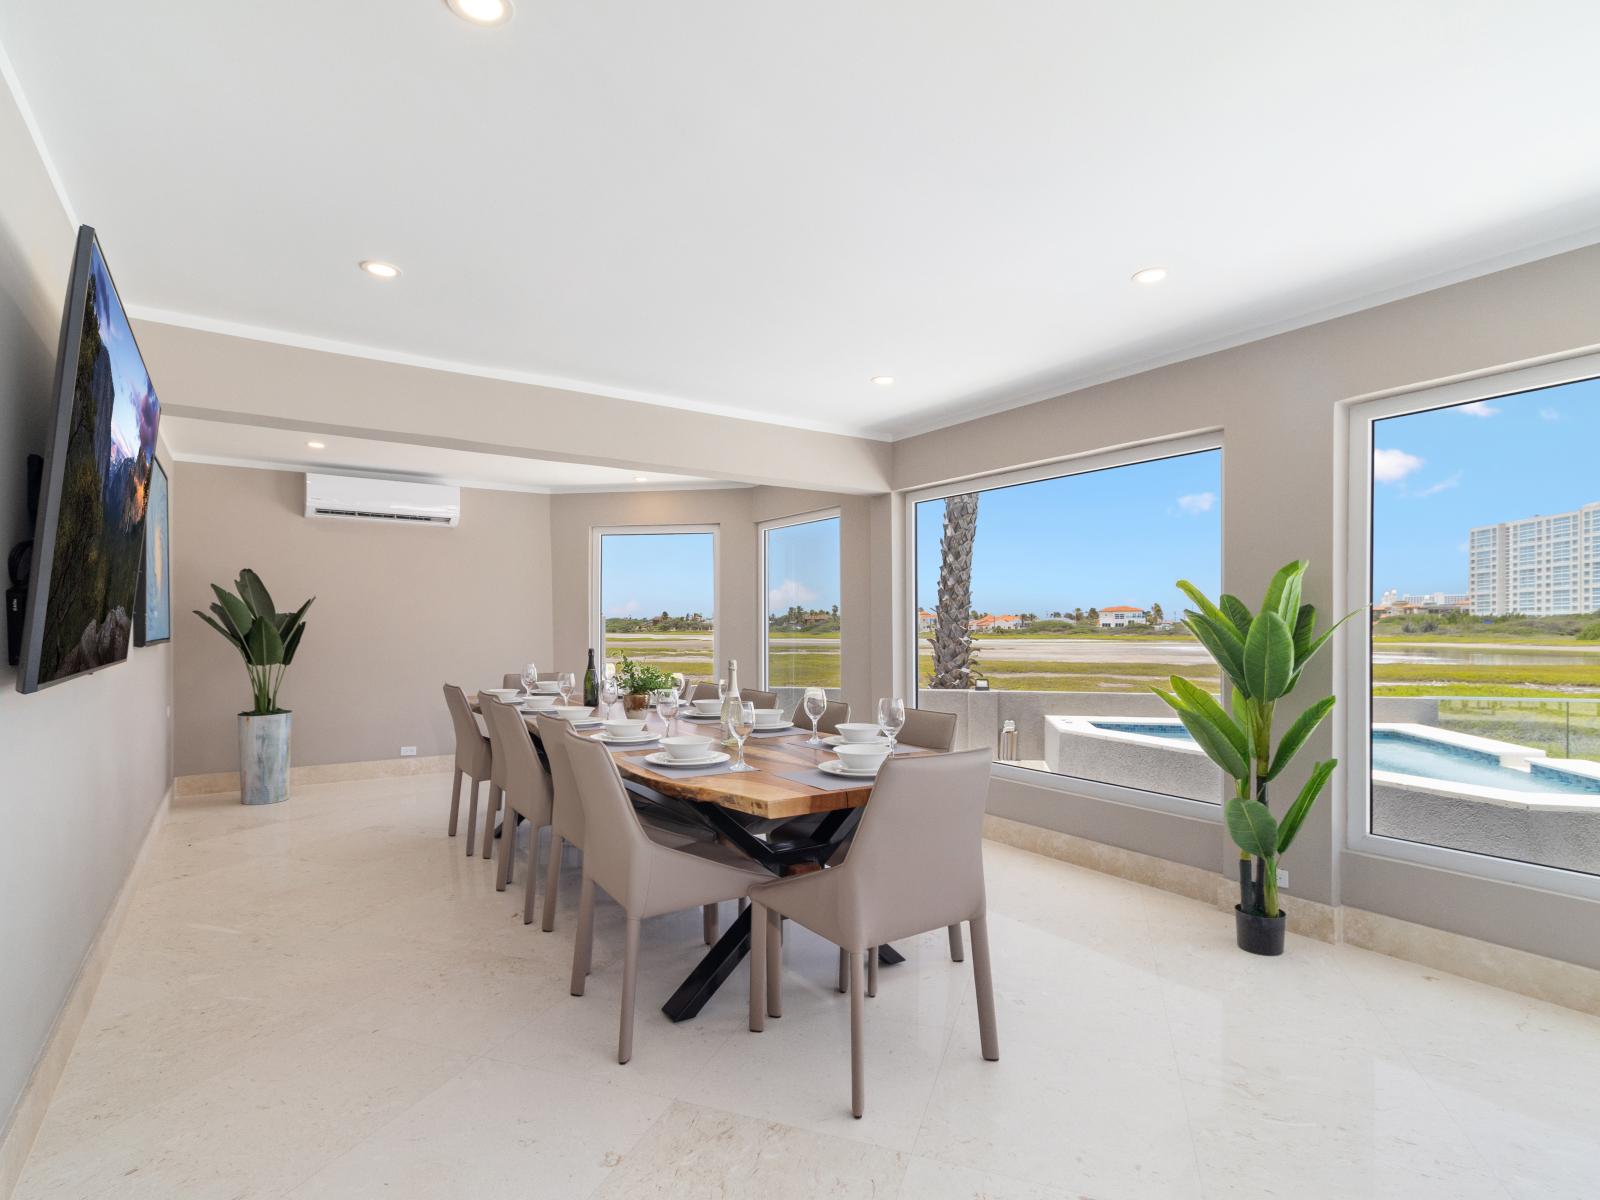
[662,903,752,1023]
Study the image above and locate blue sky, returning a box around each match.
[601,531,716,618]
[765,516,840,615]
[1371,377,1600,600]
[915,450,1223,617]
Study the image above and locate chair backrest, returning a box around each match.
[742,688,778,711]
[686,682,718,702]
[898,707,957,750]
[833,748,992,946]
[482,698,552,825]
[535,713,584,845]
[791,697,850,734]
[563,726,655,909]
[443,684,491,777]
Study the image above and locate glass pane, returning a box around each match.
[914,448,1223,802]
[764,516,841,691]
[1369,376,1600,876]
[599,532,715,685]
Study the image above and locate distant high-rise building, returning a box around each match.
[1469,503,1600,616]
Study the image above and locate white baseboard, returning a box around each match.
[176,754,454,796]
[0,787,172,1199]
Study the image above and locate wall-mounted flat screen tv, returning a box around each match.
[17,226,161,693]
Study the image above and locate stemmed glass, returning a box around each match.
[600,675,621,720]
[557,672,577,706]
[654,688,681,737]
[803,687,827,746]
[520,662,538,696]
[729,702,756,771]
[877,696,906,752]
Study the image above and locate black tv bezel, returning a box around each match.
[17,225,159,693]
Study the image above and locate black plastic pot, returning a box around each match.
[1234,904,1286,956]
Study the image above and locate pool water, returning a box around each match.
[1089,722,1600,796]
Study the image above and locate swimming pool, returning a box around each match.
[1088,721,1600,796]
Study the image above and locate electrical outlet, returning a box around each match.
[1276,868,1289,888]
[400,746,416,757]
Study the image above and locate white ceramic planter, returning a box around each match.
[239,711,292,805]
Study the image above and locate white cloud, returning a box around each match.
[1459,401,1499,418]
[1373,448,1424,484]
[1414,471,1462,498]
[1540,407,1561,421]
[1176,491,1216,515]
[768,578,818,610]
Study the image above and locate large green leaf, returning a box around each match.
[1177,580,1242,638]
[1244,609,1294,701]
[194,610,248,661]
[212,585,253,642]
[237,569,276,621]
[1172,677,1249,767]
[1185,612,1249,694]
[245,615,286,666]
[1265,695,1336,781]
[282,622,306,665]
[1277,759,1337,853]
[1224,794,1279,859]
[1153,684,1248,780]
[1231,685,1257,764]
[1295,606,1364,671]
[1292,603,1317,663]
[1262,561,1307,625]
[1219,594,1254,638]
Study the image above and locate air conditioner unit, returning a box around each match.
[304,473,460,527]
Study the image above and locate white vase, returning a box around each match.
[239,711,292,805]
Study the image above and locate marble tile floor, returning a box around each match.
[14,772,1600,1199]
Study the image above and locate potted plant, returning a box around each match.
[193,569,314,805]
[614,652,675,715]
[1151,561,1357,955]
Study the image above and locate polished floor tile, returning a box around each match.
[14,773,1598,1199]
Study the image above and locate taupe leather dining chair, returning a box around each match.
[504,672,563,689]
[891,706,964,961]
[481,698,554,923]
[685,683,779,710]
[443,684,493,856]
[563,727,772,1065]
[748,748,998,1118]
[790,698,850,735]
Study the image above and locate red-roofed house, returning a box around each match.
[1098,605,1148,628]
[968,614,1023,632]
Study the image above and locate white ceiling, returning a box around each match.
[159,416,728,494]
[5,1,1600,441]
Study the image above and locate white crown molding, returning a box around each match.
[127,306,896,443]
[0,36,78,231]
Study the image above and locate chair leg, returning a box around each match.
[765,909,783,1018]
[702,902,719,946]
[464,778,481,857]
[947,923,965,962]
[522,824,540,925]
[866,947,878,998]
[618,916,641,1065]
[495,804,514,892]
[540,833,564,932]
[748,900,767,1032]
[837,947,848,994]
[969,915,1000,1062]
[849,948,866,1119]
[569,872,596,996]
[482,784,501,859]
[447,769,463,836]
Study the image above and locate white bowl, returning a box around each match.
[836,723,883,744]
[662,734,714,761]
[520,694,556,710]
[752,707,785,723]
[690,698,722,716]
[834,742,892,772]
[535,681,563,694]
[552,706,594,721]
[603,719,647,738]
[482,688,520,701]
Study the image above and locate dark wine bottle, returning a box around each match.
[583,648,599,707]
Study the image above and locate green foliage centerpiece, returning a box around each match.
[614,652,676,714]
[1151,561,1356,954]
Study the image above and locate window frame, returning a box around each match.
[902,431,1225,821]
[590,523,720,680]
[756,507,842,692]
[1341,351,1600,902]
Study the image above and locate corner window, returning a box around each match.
[760,512,841,693]
[593,527,716,685]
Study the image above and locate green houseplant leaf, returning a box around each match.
[1153,683,1248,781]
[236,568,277,621]
[1277,759,1337,854]
[1224,794,1279,860]
[194,571,312,716]
[1219,594,1254,639]
[212,585,254,642]
[1265,695,1336,781]
[1261,560,1307,625]
[1184,612,1250,695]
[1243,609,1294,701]
[1177,579,1242,638]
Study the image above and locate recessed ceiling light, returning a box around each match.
[306,440,326,450]
[634,476,649,483]
[358,260,400,279]
[871,375,895,386]
[1131,267,1168,285]
[445,0,512,25]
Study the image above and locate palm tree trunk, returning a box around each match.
[930,493,978,689]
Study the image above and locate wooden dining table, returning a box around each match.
[488,698,926,1021]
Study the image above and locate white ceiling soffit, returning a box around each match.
[159,415,738,494]
[4,2,1600,441]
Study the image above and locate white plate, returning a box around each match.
[678,713,721,722]
[644,750,731,768]
[818,759,881,778]
[593,731,658,744]
[822,733,889,748]
[753,722,793,733]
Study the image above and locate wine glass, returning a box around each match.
[600,675,621,719]
[520,662,538,696]
[654,688,680,737]
[877,696,906,751]
[557,671,577,706]
[803,687,828,746]
[730,702,756,771]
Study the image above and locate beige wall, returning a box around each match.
[0,85,173,1130]
[171,465,552,774]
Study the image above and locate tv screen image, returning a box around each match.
[18,227,161,692]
